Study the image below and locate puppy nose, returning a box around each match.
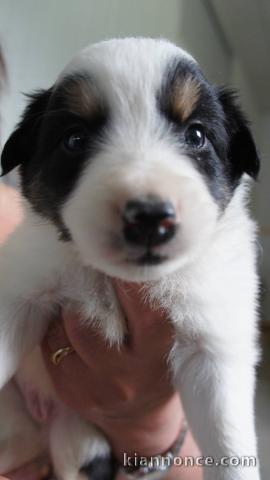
[122,198,177,247]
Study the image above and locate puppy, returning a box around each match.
[0,38,260,480]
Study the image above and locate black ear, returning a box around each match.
[1,88,52,176]
[217,88,260,180]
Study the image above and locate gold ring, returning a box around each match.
[50,346,74,366]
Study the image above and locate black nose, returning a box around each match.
[123,198,177,247]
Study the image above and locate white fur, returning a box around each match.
[0,38,260,480]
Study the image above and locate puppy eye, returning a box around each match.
[63,129,88,153]
[185,124,205,148]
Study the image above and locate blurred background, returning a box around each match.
[0,0,269,477]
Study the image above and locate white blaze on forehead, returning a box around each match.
[57,38,196,95]
[55,38,198,143]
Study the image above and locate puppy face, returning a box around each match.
[1,39,259,281]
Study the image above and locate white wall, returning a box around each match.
[257,114,270,322]
[257,114,270,227]
[230,57,261,138]
[178,0,231,84]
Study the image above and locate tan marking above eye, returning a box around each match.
[171,76,201,122]
[61,75,102,118]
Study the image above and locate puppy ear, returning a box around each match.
[1,88,52,176]
[217,87,260,180]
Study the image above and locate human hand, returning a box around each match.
[2,282,202,479]
[42,281,183,458]
[41,281,202,479]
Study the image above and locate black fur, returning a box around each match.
[217,87,260,180]
[1,88,53,176]
[1,74,108,236]
[81,454,118,480]
[159,58,260,207]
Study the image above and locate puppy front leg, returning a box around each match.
[0,303,50,388]
[172,342,260,480]
[0,218,67,389]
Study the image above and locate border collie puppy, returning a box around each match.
[0,38,260,480]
